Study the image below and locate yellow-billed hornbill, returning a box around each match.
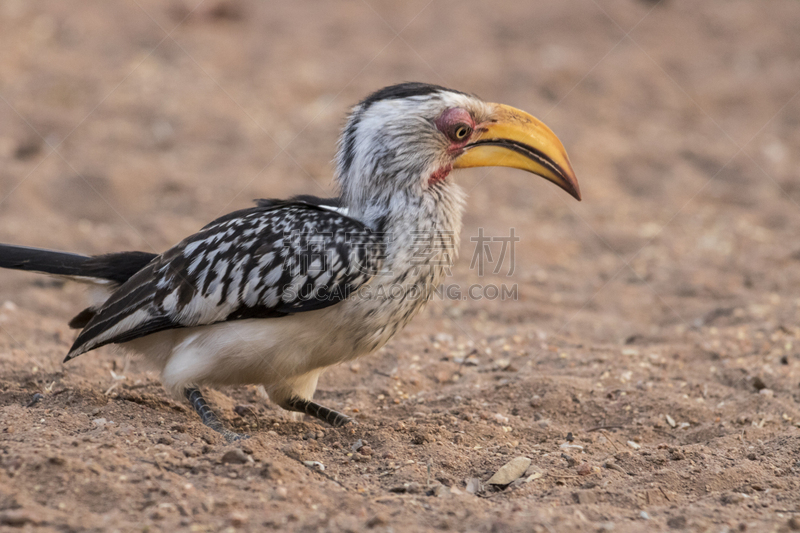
[0,83,580,440]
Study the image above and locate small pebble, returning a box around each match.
[0,510,38,527]
[665,414,676,428]
[627,440,641,450]
[640,511,650,520]
[759,388,774,398]
[229,512,248,526]
[493,413,509,424]
[366,514,389,528]
[486,456,531,485]
[221,449,251,464]
[303,460,325,471]
[524,472,543,483]
[25,393,43,408]
[233,405,253,416]
[465,478,483,494]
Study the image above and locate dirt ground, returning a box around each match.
[1,1,800,531]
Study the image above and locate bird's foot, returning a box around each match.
[287,397,353,428]
[185,387,249,442]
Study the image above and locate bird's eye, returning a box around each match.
[452,123,472,141]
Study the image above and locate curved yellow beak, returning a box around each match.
[453,103,581,201]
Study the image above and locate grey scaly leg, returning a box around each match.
[287,397,352,427]
[185,387,246,442]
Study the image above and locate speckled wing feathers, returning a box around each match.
[65,202,383,360]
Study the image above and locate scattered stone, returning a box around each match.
[303,460,325,471]
[428,484,450,497]
[751,376,767,391]
[667,516,687,529]
[25,393,43,408]
[0,510,39,527]
[577,462,593,476]
[351,439,365,452]
[493,413,509,424]
[627,440,641,450]
[366,514,389,528]
[759,388,774,398]
[454,352,479,366]
[492,358,511,370]
[721,493,745,505]
[259,462,284,480]
[221,449,251,464]
[572,490,598,504]
[434,333,453,344]
[524,472,543,483]
[487,457,531,485]
[788,516,800,531]
[669,449,685,461]
[229,512,248,526]
[465,478,483,494]
[665,414,676,428]
[640,511,650,520]
[561,453,577,467]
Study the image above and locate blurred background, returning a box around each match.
[1,2,800,530]
[0,0,798,345]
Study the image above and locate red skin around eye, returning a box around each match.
[429,108,475,186]
[435,108,475,148]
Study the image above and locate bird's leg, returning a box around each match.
[286,397,352,428]
[184,387,247,442]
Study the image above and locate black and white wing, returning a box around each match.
[65,201,383,360]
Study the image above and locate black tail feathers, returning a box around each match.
[0,244,158,328]
[0,244,92,278]
[0,244,156,285]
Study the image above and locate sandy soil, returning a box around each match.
[1,1,800,531]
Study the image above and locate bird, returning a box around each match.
[0,83,580,441]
